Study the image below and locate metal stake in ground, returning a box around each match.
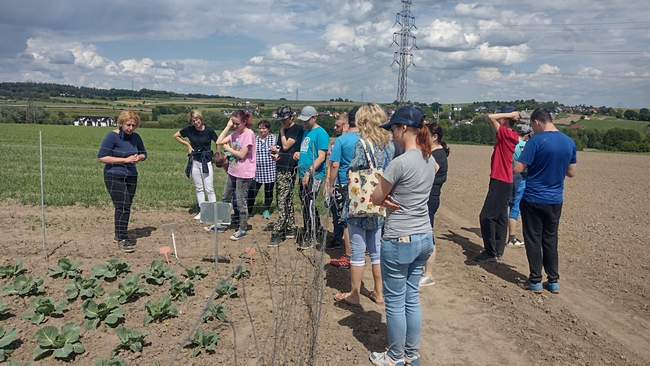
[161,222,179,259]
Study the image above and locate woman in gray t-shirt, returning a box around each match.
[370,106,435,366]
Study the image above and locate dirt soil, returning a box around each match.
[1,144,649,365]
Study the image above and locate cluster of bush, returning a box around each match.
[444,122,650,153]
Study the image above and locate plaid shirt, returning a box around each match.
[254,133,277,183]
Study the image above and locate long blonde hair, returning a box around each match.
[356,103,391,147]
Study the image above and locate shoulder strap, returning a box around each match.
[360,140,378,169]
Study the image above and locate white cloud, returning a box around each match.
[1,0,648,107]
[536,64,561,74]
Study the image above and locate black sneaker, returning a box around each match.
[268,234,283,248]
[118,240,135,253]
[285,228,297,239]
[296,232,313,250]
[326,240,343,250]
[474,251,497,262]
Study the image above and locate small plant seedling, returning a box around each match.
[0,325,19,362]
[33,322,85,361]
[0,258,25,279]
[48,258,82,279]
[2,275,45,297]
[214,280,238,299]
[107,274,147,304]
[94,357,127,366]
[92,259,131,281]
[111,326,149,357]
[181,265,208,281]
[231,265,251,280]
[188,327,218,357]
[143,294,178,325]
[64,276,105,301]
[0,301,12,316]
[20,297,67,325]
[81,297,124,330]
[142,260,174,285]
[168,277,194,301]
[201,303,230,323]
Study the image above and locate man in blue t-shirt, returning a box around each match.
[327,107,360,266]
[514,108,577,294]
[297,106,329,249]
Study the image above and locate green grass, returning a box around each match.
[0,124,223,209]
[578,117,649,132]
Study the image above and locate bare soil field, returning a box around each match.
[1,144,649,365]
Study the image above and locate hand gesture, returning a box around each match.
[382,194,400,212]
[125,154,140,164]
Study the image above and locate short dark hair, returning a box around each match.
[257,119,271,129]
[530,108,552,124]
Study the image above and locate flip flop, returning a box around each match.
[334,292,360,307]
[367,291,384,305]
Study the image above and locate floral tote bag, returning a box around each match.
[347,140,386,218]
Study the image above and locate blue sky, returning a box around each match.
[1,0,649,107]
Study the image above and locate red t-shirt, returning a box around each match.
[490,127,519,183]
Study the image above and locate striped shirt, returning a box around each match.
[254,133,277,183]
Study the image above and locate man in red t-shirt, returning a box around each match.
[475,106,521,262]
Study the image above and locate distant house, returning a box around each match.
[474,106,487,113]
[73,116,115,127]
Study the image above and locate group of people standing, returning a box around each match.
[475,106,577,296]
[96,103,575,366]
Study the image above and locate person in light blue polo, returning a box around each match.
[296,106,329,249]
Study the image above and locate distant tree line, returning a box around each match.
[0,82,232,101]
[443,123,650,153]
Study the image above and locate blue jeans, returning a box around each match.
[381,232,434,362]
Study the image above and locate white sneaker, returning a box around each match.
[507,238,525,247]
[419,275,435,287]
[193,213,201,220]
[230,230,247,241]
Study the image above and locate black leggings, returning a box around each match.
[104,173,137,240]
[247,180,275,213]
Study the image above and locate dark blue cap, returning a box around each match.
[500,105,517,113]
[380,105,425,130]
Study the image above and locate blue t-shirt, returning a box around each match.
[330,131,360,184]
[97,129,147,176]
[512,139,526,169]
[298,126,329,180]
[518,131,577,205]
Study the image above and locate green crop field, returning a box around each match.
[0,124,224,209]
[580,117,649,132]
[556,115,649,133]
[0,124,309,211]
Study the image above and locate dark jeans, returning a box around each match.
[330,183,348,242]
[427,199,440,229]
[520,200,562,283]
[104,173,137,241]
[247,180,275,214]
[479,178,512,257]
[299,177,323,238]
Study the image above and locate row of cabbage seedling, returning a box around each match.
[0,258,250,364]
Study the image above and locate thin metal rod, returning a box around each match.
[39,131,48,259]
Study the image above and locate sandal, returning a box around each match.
[334,292,360,306]
[367,291,384,305]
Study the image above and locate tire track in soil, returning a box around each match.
[429,204,650,365]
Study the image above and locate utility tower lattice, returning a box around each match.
[26,98,35,124]
[391,0,417,105]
